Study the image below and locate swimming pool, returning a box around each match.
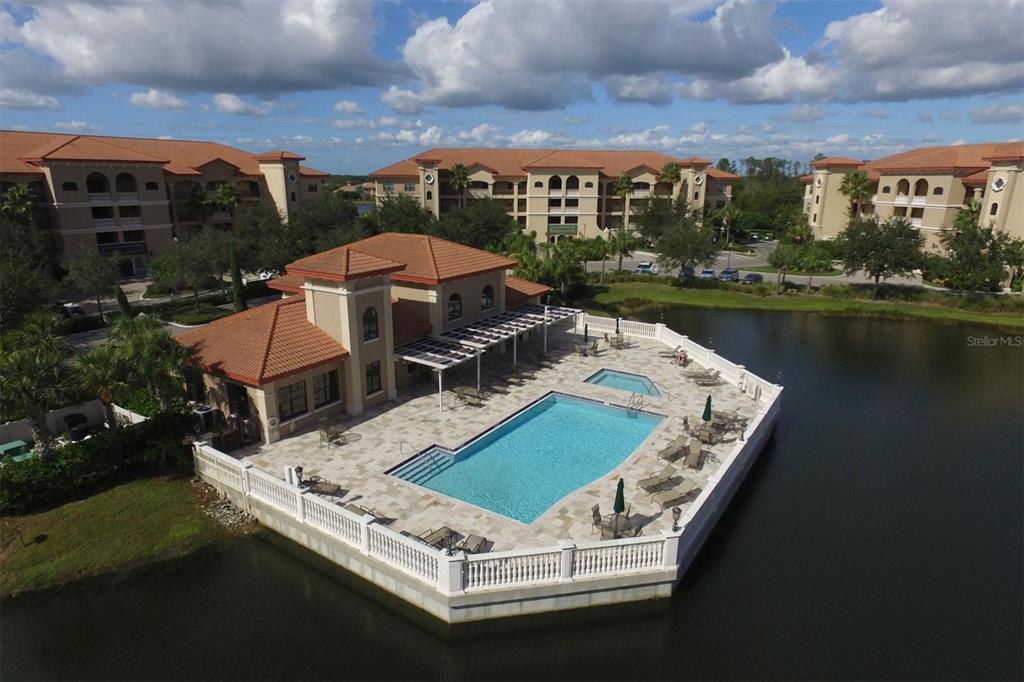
[585,369,661,397]
[388,393,662,523]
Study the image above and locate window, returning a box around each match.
[882,186,891,194]
[448,293,462,320]
[62,181,78,191]
[145,181,159,191]
[913,179,928,196]
[990,202,998,216]
[115,173,137,193]
[227,383,249,418]
[122,230,144,242]
[534,181,543,188]
[481,285,494,310]
[313,370,339,408]
[426,191,432,200]
[383,182,395,193]
[548,198,561,208]
[896,179,910,196]
[693,191,699,200]
[565,216,578,224]
[362,307,379,341]
[277,380,307,421]
[290,191,296,202]
[812,213,817,222]
[91,206,114,219]
[584,181,593,188]
[96,232,118,245]
[815,195,819,204]
[119,205,141,218]
[404,182,415,192]
[86,173,109,194]
[308,184,318,193]
[910,207,924,219]
[565,198,579,207]
[894,207,907,217]
[365,361,382,396]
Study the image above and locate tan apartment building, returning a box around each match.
[0,131,328,276]
[370,148,737,243]
[802,142,1024,247]
[177,233,555,445]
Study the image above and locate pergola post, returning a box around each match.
[437,369,443,413]
[513,332,517,367]
[543,304,549,355]
[476,350,481,391]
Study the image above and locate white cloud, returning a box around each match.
[678,50,839,103]
[129,88,185,110]
[7,0,402,95]
[157,135,174,140]
[969,102,1024,124]
[212,94,274,115]
[563,115,588,125]
[54,120,101,132]
[915,112,934,122]
[381,85,423,115]
[826,133,850,144]
[0,87,60,110]
[605,75,672,106]
[862,109,891,119]
[330,116,422,130]
[787,103,825,123]
[332,99,363,114]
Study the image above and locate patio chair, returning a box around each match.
[651,478,700,509]
[683,439,705,469]
[457,534,487,554]
[305,475,344,498]
[657,435,689,462]
[455,386,483,407]
[418,526,456,548]
[636,464,677,492]
[588,340,599,355]
[591,504,603,534]
[696,375,724,387]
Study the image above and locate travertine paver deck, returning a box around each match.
[239,325,758,550]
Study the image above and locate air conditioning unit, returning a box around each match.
[191,405,220,435]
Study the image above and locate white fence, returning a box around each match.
[112,404,149,426]
[0,399,106,445]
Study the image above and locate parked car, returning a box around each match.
[63,413,90,441]
[679,265,695,279]
[718,268,739,282]
[740,273,765,285]
[697,269,716,280]
[60,302,85,319]
[633,261,659,275]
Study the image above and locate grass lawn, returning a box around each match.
[583,282,1024,329]
[744,265,843,277]
[0,477,228,596]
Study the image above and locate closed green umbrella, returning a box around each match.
[702,394,712,423]
[615,317,620,335]
[613,478,625,514]
[583,323,589,343]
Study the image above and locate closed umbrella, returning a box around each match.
[702,394,712,423]
[612,478,626,535]
[584,323,589,343]
[615,317,620,335]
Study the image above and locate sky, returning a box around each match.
[1,0,1022,174]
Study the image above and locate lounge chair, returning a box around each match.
[683,439,705,469]
[418,526,455,548]
[588,340,599,355]
[457,534,486,554]
[636,464,676,492]
[657,435,689,462]
[652,479,700,508]
[455,386,483,407]
[304,475,344,498]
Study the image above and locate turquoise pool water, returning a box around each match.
[389,393,662,523]
[585,369,661,397]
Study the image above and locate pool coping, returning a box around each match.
[584,367,663,398]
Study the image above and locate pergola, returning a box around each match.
[393,303,580,412]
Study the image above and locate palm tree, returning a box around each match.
[1,184,36,225]
[73,344,128,441]
[614,174,634,229]
[110,315,193,412]
[609,227,636,272]
[214,182,240,225]
[718,203,741,268]
[448,163,470,209]
[0,315,69,455]
[659,161,681,196]
[189,184,215,228]
[838,170,872,220]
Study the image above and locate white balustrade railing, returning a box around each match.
[248,468,298,515]
[572,537,664,578]
[194,444,244,490]
[302,493,362,546]
[367,525,440,584]
[466,547,562,590]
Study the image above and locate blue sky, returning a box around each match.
[1,0,1021,173]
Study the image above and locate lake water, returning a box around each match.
[3,309,1021,681]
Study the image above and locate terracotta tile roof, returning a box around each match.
[266,273,305,294]
[706,167,739,180]
[287,245,407,282]
[253,150,305,161]
[962,170,990,186]
[312,233,518,285]
[505,276,552,307]
[799,174,814,183]
[1,130,323,178]
[868,142,1024,173]
[392,299,432,346]
[176,295,348,387]
[370,148,719,179]
[810,156,865,169]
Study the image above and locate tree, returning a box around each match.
[836,216,924,296]
[730,157,804,238]
[577,236,610,284]
[938,208,1011,292]
[73,344,129,441]
[114,285,133,317]
[110,315,194,413]
[448,163,470,209]
[718,203,740,249]
[801,241,834,290]
[634,196,680,244]
[716,158,738,175]
[1004,237,1024,293]
[768,242,803,289]
[838,170,872,220]
[235,202,292,274]
[614,174,634,229]
[0,216,57,328]
[291,191,364,253]
[659,161,681,189]
[230,239,247,312]
[608,227,637,271]
[1,184,36,225]
[149,230,223,310]
[656,210,718,271]
[189,184,215,228]
[0,315,70,455]
[213,182,240,224]
[435,198,519,250]
[783,214,814,245]
[65,247,119,323]
[360,194,435,237]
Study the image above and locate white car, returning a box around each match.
[633,261,659,275]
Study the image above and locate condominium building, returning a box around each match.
[802,142,1023,246]
[370,148,737,243]
[0,131,327,276]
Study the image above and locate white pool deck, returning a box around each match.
[238,324,759,551]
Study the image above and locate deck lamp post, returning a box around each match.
[672,506,682,532]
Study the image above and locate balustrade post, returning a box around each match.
[296,489,307,523]
[239,462,253,494]
[437,552,466,595]
[654,322,666,343]
[662,529,684,569]
[558,540,575,582]
[737,365,747,392]
[706,348,714,365]
[359,515,373,555]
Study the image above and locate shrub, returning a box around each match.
[0,413,192,514]
[164,305,231,326]
[114,388,191,418]
[59,315,106,335]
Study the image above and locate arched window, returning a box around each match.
[481,285,494,310]
[447,293,462,320]
[549,176,562,192]
[534,181,543,188]
[584,181,593,188]
[933,187,944,195]
[518,181,527,193]
[62,181,78,192]
[362,307,379,341]
[86,172,110,194]
[881,186,891,194]
[990,202,998,216]
[426,190,432,200]
[565,175,579,191]
[896,179,910,196]
[115,173,137,193]
[913,179,928,196]
[145,181,159,191]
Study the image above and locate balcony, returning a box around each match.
[563,206,579,215]
[910,217,923,227]
[468,188,490,198]
[564,190,579,198]
[120,216,143,227]
[894,195,909,206]
[632,189,650,198]
[89,193,112,205]
[871,194,879,203]
[912,196,926,206]
[99,242,146,257]
[116,192,139,203]
[547,224,578,236]
[93,218,117,229]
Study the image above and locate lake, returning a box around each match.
[3,309,1021,681]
